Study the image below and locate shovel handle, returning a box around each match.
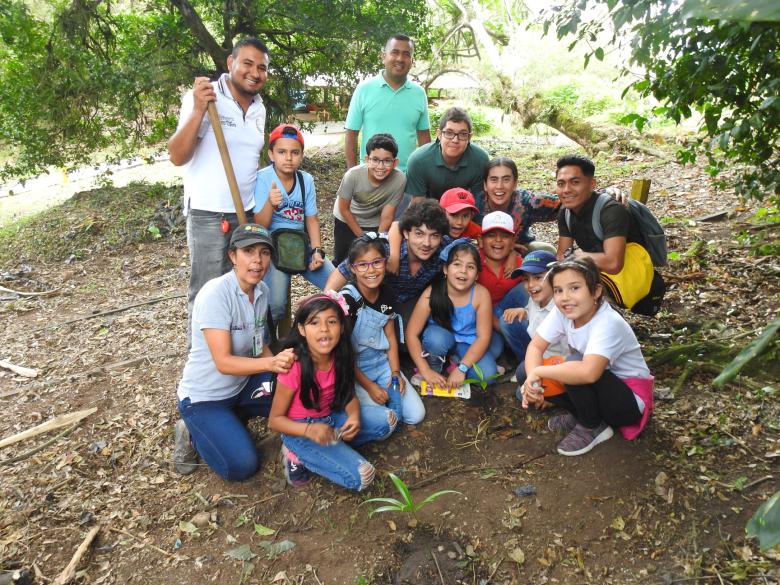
[206,101,248,225]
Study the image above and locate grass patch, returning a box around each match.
[0,181,183,265]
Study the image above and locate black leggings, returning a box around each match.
[547,369,642,428]
[332,217,378,266]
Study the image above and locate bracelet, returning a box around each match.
[311,247,324,258]
[303,422,311,437]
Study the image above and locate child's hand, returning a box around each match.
[422,367,447,388]
[268,348,296,373]
[502,307,527,324]
[396,375,406,395]
[340,415,361,442]
[446,367,466,389]
[309,249,324,271]
[521,376,544,410]
[306,422,336,446]
[367,383,389,405]
[386,256,400,275]
[269,181,283,209]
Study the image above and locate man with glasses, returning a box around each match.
[331,133,407,264]
[404,107,490,210]
[344,34,431,173]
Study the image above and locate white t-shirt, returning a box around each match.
[526,298,568,359]
[178,74,266,214]
[536,302,650,379]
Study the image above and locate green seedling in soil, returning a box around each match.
[747,489,780,550]
[362,473,461,521]
[463,363,501,390]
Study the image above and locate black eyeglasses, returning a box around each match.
[441,129,471,141]
[350,258,388,273]
[368,157,395,168]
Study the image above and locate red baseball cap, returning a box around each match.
[439,187,478,214]
[268,124,304,148]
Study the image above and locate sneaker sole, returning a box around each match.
[557,425,614,457]
[280,447,311,487]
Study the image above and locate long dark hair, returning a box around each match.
[429,241,481,330]
[279,295,355,411]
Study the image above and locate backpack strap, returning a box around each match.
[296,170,307,210]
[564,192,610,242]
[590,192,611,242]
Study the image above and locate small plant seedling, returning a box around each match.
[362,473,461,521]
[463,363,501,391]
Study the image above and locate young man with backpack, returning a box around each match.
[555,155,666,316]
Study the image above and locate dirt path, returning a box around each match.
[0,151,778,584]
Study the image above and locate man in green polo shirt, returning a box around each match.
[404,107,490,205]
[344,34,431,172]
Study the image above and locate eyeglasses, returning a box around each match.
[441,129,471,141]
[350,257,387,272]
[368,157,395,168]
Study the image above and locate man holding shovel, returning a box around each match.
[168,37,270,319]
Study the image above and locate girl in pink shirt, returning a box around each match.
[269,293,396,490]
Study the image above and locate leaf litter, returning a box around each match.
[0,147,778,583]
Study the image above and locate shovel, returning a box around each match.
[206,101,248,224]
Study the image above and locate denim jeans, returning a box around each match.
[345,283,425,424]
[421,322,503,384]
[178,371,273,481]
[263,250,335,323]
[281,406,395,491]
[495,282,531,361]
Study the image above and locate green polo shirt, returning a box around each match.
[404,140,490,200]
[345,72,430,172]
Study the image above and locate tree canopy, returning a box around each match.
[542,0,780,201]
[0,0,430,180]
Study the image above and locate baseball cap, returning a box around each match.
[268,124,304,148]
[439,188,478,214]
[517,250,557,274]
[481,211,514,234]
[229,223,275,250]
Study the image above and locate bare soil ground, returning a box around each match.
[1,146,778,585]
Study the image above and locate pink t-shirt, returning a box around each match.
[278,361,336,420]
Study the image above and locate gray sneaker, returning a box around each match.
[173,419,198,474]
[557,422,613,456]
[547,412,577,434]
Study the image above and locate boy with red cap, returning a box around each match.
[253,124,334,323]
[478,211,531,363]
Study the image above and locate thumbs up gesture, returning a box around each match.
[269,181,283,209]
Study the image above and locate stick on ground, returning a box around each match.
[0,360,38,378]
[0,407,97,449]
[51,525,100,585]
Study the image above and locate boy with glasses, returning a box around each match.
[332,133,406,264]
[404,107,490,206]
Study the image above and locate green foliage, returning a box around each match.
[542,83,614,119]
[362,473,461,520]
[429,105,493,137]
[464,363,500,391]
[0,0,431,180]
[541,1,780,202]
[746,490,780,550]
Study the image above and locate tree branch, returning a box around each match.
[167,0,228,71]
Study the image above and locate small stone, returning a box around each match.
[407,518,418,529]
[447,551,457,560]
[191,511,210,527]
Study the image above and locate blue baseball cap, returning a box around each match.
[518,250,557,274]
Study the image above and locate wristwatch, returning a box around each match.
[457,362,469,374]
[311,247,325,259]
